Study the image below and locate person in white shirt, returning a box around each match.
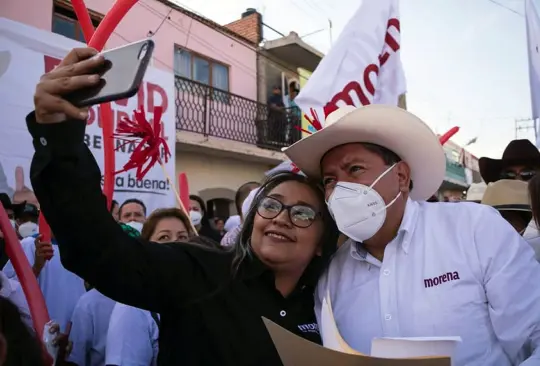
[0,270,32,329]
[284,105,540,365]
[221,182,261,247]
[66,289,115,366]
[105,303,160,366]
[106,208,194,366]
[2,234,86,333]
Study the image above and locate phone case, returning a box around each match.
[69,39,155,107]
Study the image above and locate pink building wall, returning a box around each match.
[0,0,258,101]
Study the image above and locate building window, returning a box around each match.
[52,2,101,42]
[174,47,230,103]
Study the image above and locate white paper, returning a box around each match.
[371,337,461,359]
[320,289,363,355]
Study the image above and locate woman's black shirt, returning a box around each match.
[26,114,321,366]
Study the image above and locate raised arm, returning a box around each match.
[29,47,230,313]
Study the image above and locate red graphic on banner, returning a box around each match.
[300,18,401,133]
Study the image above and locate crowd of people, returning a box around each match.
[2,47,540,366]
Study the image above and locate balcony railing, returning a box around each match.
[174,76,302,151]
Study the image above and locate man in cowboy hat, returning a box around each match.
[285,105,540,365]
[479,139,540,183]
[481,180,532,235]
[480,140,540,260]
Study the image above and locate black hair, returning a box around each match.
[235,182,261,217]
[189,195,210,225]
[231,171,339,279]
[360,143,414,191]
[110,199,119,213]
[119,198,147,216]
[0,296,44,365]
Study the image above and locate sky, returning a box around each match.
[173,0,533,159]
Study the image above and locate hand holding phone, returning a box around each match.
[67,39,155,107]
[34,40,155,123]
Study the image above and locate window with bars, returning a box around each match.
[51,2,101,42]
[174,47,230,103]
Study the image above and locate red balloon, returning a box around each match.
[439,126,460,146]
[179,173,190,212]
[0,204,50,353]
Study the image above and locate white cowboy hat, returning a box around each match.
[284,105,446,201]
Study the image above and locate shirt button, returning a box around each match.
[279,310,286,317]
[40,137,47,146]
[385,314,392,321]
[383,269,390,276]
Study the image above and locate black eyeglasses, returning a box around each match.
[256,196,319,228]
[500,169,536,181]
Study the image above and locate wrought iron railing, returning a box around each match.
[174,76,302,151]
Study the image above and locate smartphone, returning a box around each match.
[68,39,155,107]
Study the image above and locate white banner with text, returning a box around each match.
[0,18,176,214]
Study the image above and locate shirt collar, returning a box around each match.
[349,198,419,261]
[241,253,319,289]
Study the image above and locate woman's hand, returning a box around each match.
[34,47,105,124]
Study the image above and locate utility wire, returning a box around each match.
[486,0,524,16]
[137,0,316,82]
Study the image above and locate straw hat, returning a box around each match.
[284,105,446,201]
[465,182,487,202]
[480,179,530,211]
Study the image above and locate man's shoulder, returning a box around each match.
[418,201,497,222]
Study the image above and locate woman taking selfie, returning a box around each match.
[27,47,339,366]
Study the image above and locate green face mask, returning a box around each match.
[119,223,141,238]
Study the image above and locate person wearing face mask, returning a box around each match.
[3,230,86,335]
[118,198,146,225]
[189,194,221,242]
[285,105,540,366]
[106,208,198,366]
[14,203,40,238]
[0,193,21,267]
[20,49,340,365]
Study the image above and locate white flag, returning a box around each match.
[526,0,540,145]
[294,0,406,125]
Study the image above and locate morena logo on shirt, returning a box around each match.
[298,322,319,334]
[424,271,460,288]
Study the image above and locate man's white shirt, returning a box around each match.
[316,199,540,365]
[2,236,86,332]
[67,289,116,366]
[106,303,160,366]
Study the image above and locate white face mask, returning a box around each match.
[327,164,401,242]
[189,210,202,226]
[18,221,39,238]
[126,221,143,233]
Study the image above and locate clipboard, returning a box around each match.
[262,287,452,366]
[262,318,450,366]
